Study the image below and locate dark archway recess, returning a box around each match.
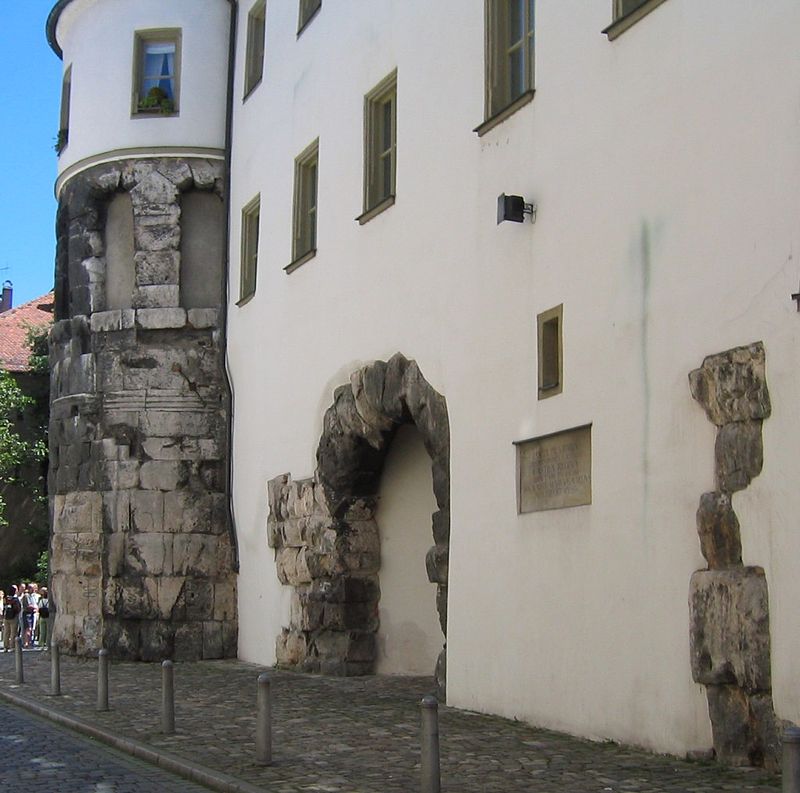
[268,354,450,696]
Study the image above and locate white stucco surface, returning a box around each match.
[57,0,784,758]
[53,0,229,186]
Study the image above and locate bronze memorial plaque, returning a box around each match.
[516,424,592,513]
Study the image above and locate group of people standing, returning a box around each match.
[1,583,50,651]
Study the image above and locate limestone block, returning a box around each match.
[134,215,180,253]
[127,533,173,576]
[381,353,410,422]
[68,353,96,394]
[141,410,216,438]
[432,458,450,510]
[87,229,104,257]
[100,461,140,490]
[267,518,281,549]
[351,367,394,435]
[81,256,105,285]
[425,544,449,585]
[189,160,220,190]
[276,547,302,585]
[276,629,309,667]
[74,534,103,576]
[222,619,237,657]
[84,163,121,193]
[187,308,218,329]
[91,310,123,333]
[157,160,194,190]
[213,581,236,622]
[696,492,742,569]
[140,460,183,490]
[689,342,771,427]
[437,584,448,635]
[139,620,174,662]
[107,532,125,577]
[203,621,224,659]
[74,616,102,655]
[174,622,204,661]
[156,576,185,619]
[403,360,449,460]
[53,491,102,534]
[184,578,214,620]
[436,647,447,701]
[103,490,131,534]
[129,169,179,208]
[689,568,771,693]
[715,420,763,493]
[134,250,180,287]
[432,508,450,545]
[131,490,164,533]
[323,602,378,632]
[173,535,219,577]
[164,491,215,533]
[135,307,186,330]
[133,285,180,309]
[308,575,379,605]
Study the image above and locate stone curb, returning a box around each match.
[0,687,267,793]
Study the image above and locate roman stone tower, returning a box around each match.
[46,0,237,659]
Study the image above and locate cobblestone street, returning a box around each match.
[0,649,782,792]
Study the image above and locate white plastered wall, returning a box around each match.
[227,0,800,756]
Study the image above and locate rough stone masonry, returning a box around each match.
[49,158,237,660]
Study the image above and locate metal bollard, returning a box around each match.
[255,672,272,765]
[783,726,800,793]
[14,637,23,684]
[50,644,61,696]
[97,648,109,711]
[420,695,441,793]
[162,660,175,734]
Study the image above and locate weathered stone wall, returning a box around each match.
[268,354,449,695]
[49,158,237,660]
[688,342,784,769]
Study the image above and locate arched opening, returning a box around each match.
[375,425,440,675]
[270,353,450,694]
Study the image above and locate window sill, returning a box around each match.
[538,383,563,400]
[474,90,535,137]
[132,110,179,119]
[236,292,256,307]
[243,78,263,102]
[356,195,395,225]
[285,248,316,274]
[602,0,669,40]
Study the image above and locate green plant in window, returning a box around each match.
[53,128,68,155]
[138,86,175,114]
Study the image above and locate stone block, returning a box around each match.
[276,629,309,667]
[133,285,180,309]
[131,490,164,533]
[139,620,174,661]
[213,581,236,622]
[696,491,742,569]
[140,460,183,490]
[187,308,218,329]
[689,568,771,693]
[100,461,140,490]
[135,307,186,329]
[203,621,223,659]
[134,216,180,253]
[437,584,448,635]
[157,160,194,190]
[189,160,220,190]
[127,533,174,576]
[141,410,216,438]
[68,353,96,394]
[715,420,763,493]
[53,491,103,534]
[129,169,179,207]
[156,576,185,619]
[432,509,450,545]
[173,535,219,577]
[184,578,214,620]
[425,544,449,585]
[689,342,771,427]
[164,491,213,533]
[91,310,123,333]
[107,532,125,577]
[222,619,237,657]
[174,622,204,661]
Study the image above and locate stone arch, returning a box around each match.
[269,353,449,694]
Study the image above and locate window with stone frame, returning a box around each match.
[360,71,397,224]
[133,29,181,115]
[290,140,319,269]
[298,0,321,34]
[483,0,535,124]
[239,196,260,303]
[244,0,267,98]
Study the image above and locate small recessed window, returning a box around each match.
[483,0,535,124]
[239,196,260,303]
[133,30,181,115]
[290,140,318,269]
[57,65,72,155]
[298,0,321,34]
[244,1,267,98]
[359,71,397,224]
[537,304,563,399]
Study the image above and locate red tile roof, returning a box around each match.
[0,293,54,372]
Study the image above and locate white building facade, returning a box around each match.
[48,0,800,768]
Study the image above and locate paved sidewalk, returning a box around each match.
[0,648,781,793]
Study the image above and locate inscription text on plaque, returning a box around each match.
[516,424,592,513]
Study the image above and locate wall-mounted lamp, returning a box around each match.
[497,193,537,224]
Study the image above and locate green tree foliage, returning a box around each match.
[24,323,50,375]
[0,369,44,526]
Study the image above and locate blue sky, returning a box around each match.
[0,3,62,306]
